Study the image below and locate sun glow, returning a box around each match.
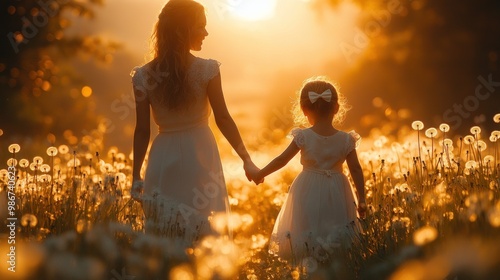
[229,0,277,21]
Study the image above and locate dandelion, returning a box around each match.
[413,225,438,246]
[493,113,500,123]
[465,160,478,169]
[439,123,450,133]
[412,121,424,176]
[470,126,481,135]
[67,158,81,168]
[7,158,18,167]
[33,156,43,164]
[58,144,69,154]
[21,214,38,227]
[19,159,29,168]
[46,146,58,156]
[476,140,487,152]
[411,121,424,131]
[40,164,50,173]
[425,128,438,138]
[463,135,474,145]
[8,143,21,153]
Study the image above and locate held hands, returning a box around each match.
[243,161,264,185]
[357,201,367,218]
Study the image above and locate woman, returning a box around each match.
[131,0,259,239]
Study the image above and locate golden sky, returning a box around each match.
[70,0,363,149]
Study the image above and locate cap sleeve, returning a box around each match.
[130,66,145,91]
[346,130,361,155]
[206,59,221,81]
[289,128,305,148]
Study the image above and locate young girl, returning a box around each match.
[254,77,366,262]
[131,0,259,239]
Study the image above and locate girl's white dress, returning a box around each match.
[131,57,230,240]
[269,128,361,262]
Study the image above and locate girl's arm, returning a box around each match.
[132,87,150,184]
[255,141,300,182]
[207,73,259,179]
[346,149,366,215]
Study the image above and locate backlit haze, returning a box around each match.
[71,0,362,152]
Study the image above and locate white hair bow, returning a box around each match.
[308,89,332,104]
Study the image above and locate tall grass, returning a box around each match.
[1,114,499,279]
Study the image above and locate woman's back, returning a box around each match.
[131,57,220,132]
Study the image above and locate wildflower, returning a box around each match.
[58,145,69,154]
[21,214,38,227]
[439,123,450,132]
[7,158,17,167]
[463,135,474,144]
[470,126,481,135]
[33,156,44,164]
[476,140,487,152]
[46,146,58,156]
[411,120,424,131]
[493,113,500,123]
[8,143,21,153]
[425,127,438,138]
[19,159,29,168]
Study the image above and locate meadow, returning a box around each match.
[1,114,500,280]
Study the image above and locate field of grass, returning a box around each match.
[1,115,500,280]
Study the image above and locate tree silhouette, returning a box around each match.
[327,0,500,133]
[0,0,119,138]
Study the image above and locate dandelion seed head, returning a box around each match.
[33,156,43,164]
[463,135,475,144]
[476,140,487,152]
[40,164,50,173]
[19,159,29,168]
[442,138,454,148]
[46,146,58,156]
[8,143,20,153]
[413,225,438,246]
[411,120,424,131]
[425,127,438,138]
[439,123,450,132]
[470,126,481,135]
[483,155,494,165]
[58,144,69,154]
[7,158,18,167]
[465,160,478,169]
[21,214,38,227]
[493,113,500,123]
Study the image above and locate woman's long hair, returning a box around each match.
[149,0,204,110]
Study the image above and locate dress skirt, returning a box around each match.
[142,125,230,239]
[269,169,359,261]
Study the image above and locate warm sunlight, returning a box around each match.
[228,0,277,21]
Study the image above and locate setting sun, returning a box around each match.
[228,0,277,21]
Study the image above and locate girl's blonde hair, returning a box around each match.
[292,76,350,127]
[149,0,205,110]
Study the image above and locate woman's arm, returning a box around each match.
[254,141,300,182]
[132,87,150,183]
[207,73,259,179]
